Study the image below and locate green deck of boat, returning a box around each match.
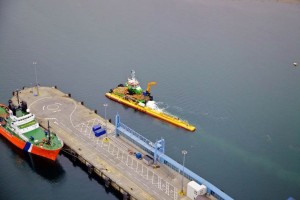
[23,128,63,150]
[15,110,27,117]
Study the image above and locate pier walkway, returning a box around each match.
[12,86,229,200]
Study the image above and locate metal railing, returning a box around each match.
[116,118,233,200]
[100,140,178,200]
[74,115,233,200]
[74,118,178,200]
[119,123,155,155]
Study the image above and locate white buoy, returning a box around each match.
[293,62,298,67]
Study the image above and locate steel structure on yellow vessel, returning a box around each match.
[146,82,157,93]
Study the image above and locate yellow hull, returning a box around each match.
[105,93,196,132]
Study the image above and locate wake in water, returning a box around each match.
[157,102,229,122]
[154,102,169,111]
[153,101,227,125]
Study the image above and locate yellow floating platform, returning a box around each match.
[105,92,196,132]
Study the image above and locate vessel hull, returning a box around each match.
[0,126,61,161]
[105,93,196,132]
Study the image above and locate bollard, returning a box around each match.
[87,163,94,175]
[104,177,110,188]
[122,192,129,200]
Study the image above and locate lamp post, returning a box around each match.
[15,89,20,105]
[33,61,39,96]
[180,150,187,195]
[30,83,33,93]
[103,103,108,139]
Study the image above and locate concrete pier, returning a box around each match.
[12,86,216,200]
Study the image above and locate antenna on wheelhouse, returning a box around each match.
[47,120,51,145]
[131,70,136,80]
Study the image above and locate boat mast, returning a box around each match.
[131,70,135,80]
[47,120,51,145]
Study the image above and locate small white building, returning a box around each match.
[187,181,207,200]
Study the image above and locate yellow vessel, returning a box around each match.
[105,70,196,132]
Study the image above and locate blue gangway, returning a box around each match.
[115,114,233,200]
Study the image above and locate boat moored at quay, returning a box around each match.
[106,70,196,132]
[0,97,63,161]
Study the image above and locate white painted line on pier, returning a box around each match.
[66,127,74,132]
[143,183,149,189]
[47,104,59,111]
[69,100,77,128]
[119,165,125,170]
[44,118,57,120]
[134,177,140,182]
[110,159,117,164]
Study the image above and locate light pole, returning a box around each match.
[15,89,20,105]
[33,61,39,96]
[30,83,33,93]
[180,150,187,195]
[103,103,108,140]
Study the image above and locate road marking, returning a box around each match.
[42,106,45,110]
[47,104,59,110]
[29,97,52,109]
[44,118,57,120]
[53,109,61,113]
[29,95,173,199]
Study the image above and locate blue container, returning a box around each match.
[93,125,101,132]
[135,152,142,159]
[94,129,106,137]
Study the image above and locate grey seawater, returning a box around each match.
[1,0,300,199]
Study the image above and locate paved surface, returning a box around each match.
[12,86,212,200]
